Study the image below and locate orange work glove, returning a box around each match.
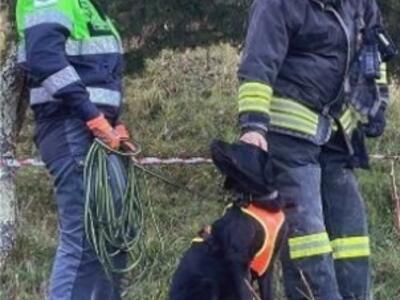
[115,123,130,141]
[86,114,121,149]
[115,123,138,152]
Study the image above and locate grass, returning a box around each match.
[1,43,400,299]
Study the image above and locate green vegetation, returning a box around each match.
[98,0,400,75]
[1,44,400,299]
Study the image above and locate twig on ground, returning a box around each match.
[244,278,262,300]
[298,270,315,300]
[390,160,400,236]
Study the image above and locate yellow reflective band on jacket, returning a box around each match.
[340,109,352,132]
[331,236,371,259]
[270,97,319,136]
[238,82,273,115]
[332,108,359,135]
[377,63,388,85]
[340,108,358,135]
[289,232,332,259]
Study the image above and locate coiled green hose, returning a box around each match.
[83,140,148,275]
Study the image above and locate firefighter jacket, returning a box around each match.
[16,0,124,122]
[238,0,387,144]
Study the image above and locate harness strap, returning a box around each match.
[241,204,285,277]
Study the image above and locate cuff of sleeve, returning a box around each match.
[239,112,270,137]
[77,100,101,121]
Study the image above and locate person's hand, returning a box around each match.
[115,123,138,152]
[240,131,268,151]
[86,114,121,149]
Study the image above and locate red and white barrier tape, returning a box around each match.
[138,157,213,165]
[370,155,400,161]
[0,158,45,168]
[1,155,400,169]
[0,157,213,168]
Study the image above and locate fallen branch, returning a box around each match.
[390,160,400,236]
[244,278,262,300]
[371,154,400,161]
[298,270,315,300]
[0,157,213,168]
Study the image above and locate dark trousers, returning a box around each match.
[268,131,371,300]
[35,118,126,300]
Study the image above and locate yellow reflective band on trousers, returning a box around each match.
[270,97,319,136]
[376,63,388,85]
[238,82,273,115]
[289,232,332,259]
[331,236,371,259]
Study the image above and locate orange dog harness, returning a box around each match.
[241,204,285,277]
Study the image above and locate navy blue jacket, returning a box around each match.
[238,0,383,132]
[17,0,124,123]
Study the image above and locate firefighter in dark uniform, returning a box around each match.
[16,0,131,299]
[237,0,395,299]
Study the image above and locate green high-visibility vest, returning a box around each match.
[16,0,121,45]
[16,0,124,109]
[16,0,123,62]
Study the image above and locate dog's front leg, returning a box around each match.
[257,267,274,300]
[225,251,255,300]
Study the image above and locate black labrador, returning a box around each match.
[169,140,287,300]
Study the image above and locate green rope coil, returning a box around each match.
[83,139,202,279]
[83,140,148,275]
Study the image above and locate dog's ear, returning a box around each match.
[197,225,212,239]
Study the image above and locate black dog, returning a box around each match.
[169,141,286,300]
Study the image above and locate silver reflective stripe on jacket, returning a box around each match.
[66,36,123,56]
[42,66,81,95]
[24,10,73,31]
[30,87,122,107]
[17,35,123,63]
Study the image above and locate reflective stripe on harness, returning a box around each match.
[241,204,285,277]
[30,87,122,107]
